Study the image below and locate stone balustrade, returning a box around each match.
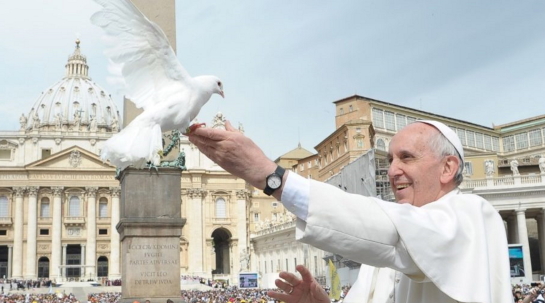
[460,173,545,189]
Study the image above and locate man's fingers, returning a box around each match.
[267,290,291,303]
[278,271,299,286]
[296,265,313,283]
[190,126,229,141]
[225,120,237,132]
[274,278,293,293]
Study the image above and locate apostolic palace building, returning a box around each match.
[0,0,544,288]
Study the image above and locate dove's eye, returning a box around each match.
[217,81,222,87]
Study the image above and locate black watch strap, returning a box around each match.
[263,166,286,196]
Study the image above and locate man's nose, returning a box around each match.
[387,160,401,178]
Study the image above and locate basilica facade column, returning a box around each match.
[85,187,98,279]
[12,187,25,279]
[62,244,67,280]
[25,186,39,279]
[516,209,533,281]
[51,186,64,281]
[7,245,13,278]
[508,215,519,244]
[236,190,249,273]
[539,210,545,274]
[188,188,205,275]
[109,187,121,279]
[81,244,86,279]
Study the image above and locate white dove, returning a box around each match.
[91,0,224,170]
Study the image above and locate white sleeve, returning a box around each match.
[280,171,310,220]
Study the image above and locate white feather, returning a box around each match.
[91,0,224,169]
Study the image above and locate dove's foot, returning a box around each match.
[147,162,159,172]
[183,123,206,135]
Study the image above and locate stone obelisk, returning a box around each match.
[116,2,185,303]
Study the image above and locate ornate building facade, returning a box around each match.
[0,42,266,285]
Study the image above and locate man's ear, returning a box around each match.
[440,155,460,185]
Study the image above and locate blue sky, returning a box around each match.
[1,0,544,159]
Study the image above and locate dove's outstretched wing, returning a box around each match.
[91,0,191,110]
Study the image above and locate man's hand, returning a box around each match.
[267,265,330,303]
[187,121,277,191]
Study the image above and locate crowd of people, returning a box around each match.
[0,292,79,303]
[0,278,53,292]
[513,283,545,303]
[0,283,544,302]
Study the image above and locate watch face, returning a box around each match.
[267,175,282,189]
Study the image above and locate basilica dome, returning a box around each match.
[23,40,121,133]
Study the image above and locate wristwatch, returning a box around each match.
[263,166,286,196]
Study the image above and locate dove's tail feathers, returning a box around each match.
[100,122,163,170]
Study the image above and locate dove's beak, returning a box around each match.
[220,91,225,98]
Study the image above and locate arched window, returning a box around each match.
[377,139,386,151]
[38,257,50,278]
[69,196,80,217]
[97,256,109,277]
[0,196,8,217]
[40,197,50,218]
[215,198,226,218]
[99,198,108,218]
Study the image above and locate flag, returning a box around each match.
[328,259,341,301]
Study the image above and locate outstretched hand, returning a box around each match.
[267,265,330,303]
[187,121,277,191]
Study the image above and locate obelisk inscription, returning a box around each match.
[124,237,179,296]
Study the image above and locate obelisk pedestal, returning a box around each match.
[117,168,186,303]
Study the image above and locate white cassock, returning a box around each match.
[281,173,512,303]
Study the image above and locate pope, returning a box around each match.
[188,120,511,303]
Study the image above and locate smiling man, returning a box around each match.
[188,120,511,303]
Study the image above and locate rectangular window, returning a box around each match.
[253,213,260,222]
[384,111,395,131]
[529,129,543,147]
[515,133,529,150]
[466,131,476,147]
[0,230,6,236]
[40,202,50,217]
[457,129,466,146]
[492,137,500,152]
[406,116,417,124]
[484,135,492,151]
[0,149,11,160]
[215,198,226,218]
[0,197,8,217]
[272,202,278,208]
[264,261,267,273]
[99,229,108,235]
[41,149,51,159]
[39,229,49,236]
[503,135,515,152]
[69,197,80,217]
[286,259,289,272]
[395,114,406,131]
[372,108,384,129]
[99,202,108,218]
[475,133,484,149]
